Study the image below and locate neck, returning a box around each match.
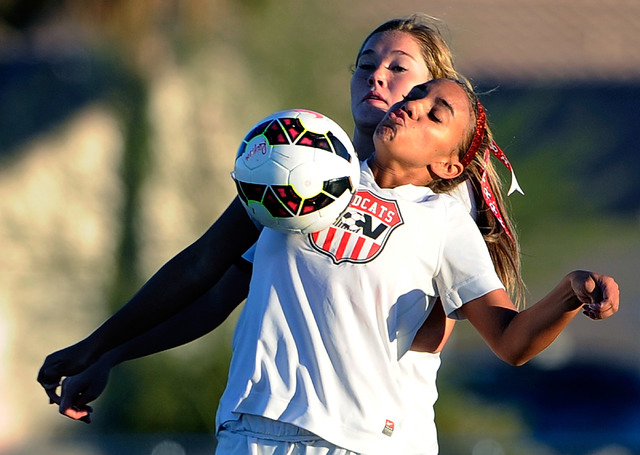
[369,156,433,189]
[352,128,376,160]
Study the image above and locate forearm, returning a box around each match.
[104,265,251,366]
[498,274,582,365]
[82,198,258,361]
[464,273,588,366]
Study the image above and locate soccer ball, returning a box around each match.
[232,109,360,234]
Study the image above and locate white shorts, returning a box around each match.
[215,414,359,455]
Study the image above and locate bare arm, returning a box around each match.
[461,271,619,366]
[55,264,252,422]
[38,198,258,392]
[94,264,250,365]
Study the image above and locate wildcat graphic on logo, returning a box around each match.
[310,190,404,263]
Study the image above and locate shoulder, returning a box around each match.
[420,191,474,226]
[439,192,474,216]
[448,181,477,219]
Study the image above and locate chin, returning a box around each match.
[374,124,395,142]
[355,107,385,128]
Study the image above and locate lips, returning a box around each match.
[363,91,387,104]
[378,110,404,133]
[388,108,406,124]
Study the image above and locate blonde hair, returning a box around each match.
[428,79,525,306]
[357,15,524,305]
[355,13,458,80]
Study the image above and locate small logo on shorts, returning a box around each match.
[382,419,394,437]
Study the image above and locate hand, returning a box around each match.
[37,340,96,405]
[570,271,620,320]
[55,357,114,423]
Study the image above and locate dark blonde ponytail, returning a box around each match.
[429,80,525,307]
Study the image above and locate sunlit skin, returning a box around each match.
[371,80,469,189]
[38,27,621,427]
[350,30,432,159]
[370,79,619,368]
[349,31,457,355]
[44,80,472,424]
[38,28,451,424]
[41,77,621,423]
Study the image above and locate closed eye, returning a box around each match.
[428,109,442,123]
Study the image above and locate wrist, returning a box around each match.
[99,346,127,367]
[563,271,587,311]
[70,338,94,363]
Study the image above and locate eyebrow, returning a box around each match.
[434,96,455,117]
[359,49,417,60]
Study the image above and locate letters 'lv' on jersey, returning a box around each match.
[310,190,404,263]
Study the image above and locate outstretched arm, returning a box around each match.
[54,264,252,422]
[105,264,250,362]
[461,270,619,366]
[38,198,258,396]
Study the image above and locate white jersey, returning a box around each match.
[217,161,503,454]
[394,179,476,455]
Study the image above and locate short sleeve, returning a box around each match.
[435,199,504,320]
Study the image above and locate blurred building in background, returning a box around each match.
[1,1,638,454]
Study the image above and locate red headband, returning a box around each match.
[460,101,487,168]
[461,100,524,240]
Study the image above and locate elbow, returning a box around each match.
[490,339,539,367]
[497,351,533,367]
[507,357,529,367]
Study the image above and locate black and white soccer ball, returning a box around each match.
[232,109,360,234]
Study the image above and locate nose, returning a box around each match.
[367,67,386,87]
[401,100,420,120]
[404,103,414,119]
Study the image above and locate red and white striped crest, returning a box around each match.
[310,190,403,263]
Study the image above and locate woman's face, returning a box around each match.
[350,30,432,133]
[374,79,471,169]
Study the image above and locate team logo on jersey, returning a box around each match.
[382,419,395,437]
[310,190,403,263]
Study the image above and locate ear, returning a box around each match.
[429,160,464,180]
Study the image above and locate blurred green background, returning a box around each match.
[1,1,638,454]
